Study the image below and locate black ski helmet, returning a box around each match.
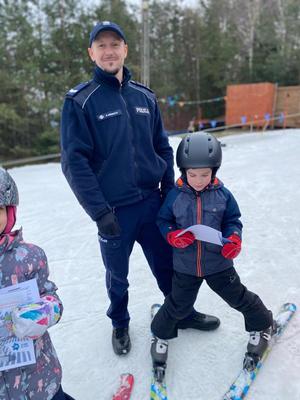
[0,168,19,207]
[176,132,222,170]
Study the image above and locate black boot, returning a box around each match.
[151,336,168,382]
[243,321,277,370]
[112,327,131,355]
[151,336,168,366]
[177,311,220,331]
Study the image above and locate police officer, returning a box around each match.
[60,21,220,356]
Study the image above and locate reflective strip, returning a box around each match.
[82,84,101,109]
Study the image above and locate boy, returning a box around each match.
[151,132,274,371]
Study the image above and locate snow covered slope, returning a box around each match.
[9,129,300,400]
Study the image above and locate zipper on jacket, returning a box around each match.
[119,86,140,192]
[196,194,202,277]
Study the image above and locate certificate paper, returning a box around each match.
[176,224,231,246]
[0,279,40,371]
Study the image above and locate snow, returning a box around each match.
[8,129,300,400]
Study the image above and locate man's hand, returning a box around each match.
[221,234,241,259]
[167,229,195,248]
[97,212,121,237]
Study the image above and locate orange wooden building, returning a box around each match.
[225,83,276,127]
[225,82,300,128]
[274,86,300,128]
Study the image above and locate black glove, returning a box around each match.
[96,212,121,237]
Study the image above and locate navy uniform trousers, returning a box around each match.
[99,190,173,328]
[151,267,273,340]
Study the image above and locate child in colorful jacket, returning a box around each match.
[151,132,275,370]
[0,168,74,400]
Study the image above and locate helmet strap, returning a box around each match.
[211,167,219,182]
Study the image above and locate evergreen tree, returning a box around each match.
[0,0,42,158]
[0,0,300,159]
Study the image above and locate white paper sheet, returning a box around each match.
[0,279,40,371]
[176,224,230,246]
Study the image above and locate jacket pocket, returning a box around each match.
[202,203,226,230]
[98,234,121,252]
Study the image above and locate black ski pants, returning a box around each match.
[151,267,273,340]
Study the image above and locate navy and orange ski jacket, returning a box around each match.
[157,177,243,277]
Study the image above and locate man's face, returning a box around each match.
[88,31,128,77]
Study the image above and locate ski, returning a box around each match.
[112,373,134,400]
[150,377,168,400]
[150,303,168,400]
[222,302,297,400]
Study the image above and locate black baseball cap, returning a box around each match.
[89,21,127,47]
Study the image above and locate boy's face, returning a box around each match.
[186,168,212,192]
[0,207,7,234]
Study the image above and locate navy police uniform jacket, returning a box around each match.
[60,66,174,222]
[157,177,243,277]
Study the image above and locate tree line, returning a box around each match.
[0,0,299,159]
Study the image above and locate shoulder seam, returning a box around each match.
[66,81,91,97]
[128,82,156,104]
[69,81,101,108]
[130,80,154,92]
[82,84,101,109]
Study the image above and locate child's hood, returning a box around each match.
[0,228,22,256]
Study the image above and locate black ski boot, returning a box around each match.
[151,336,168,382]
[112,327,131,355]
[177,311,220,331]
[243,322,277,370]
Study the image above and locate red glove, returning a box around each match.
[167,229,195,248]
[221,234,242,259]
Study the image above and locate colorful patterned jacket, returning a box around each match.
[0,229,63,399]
